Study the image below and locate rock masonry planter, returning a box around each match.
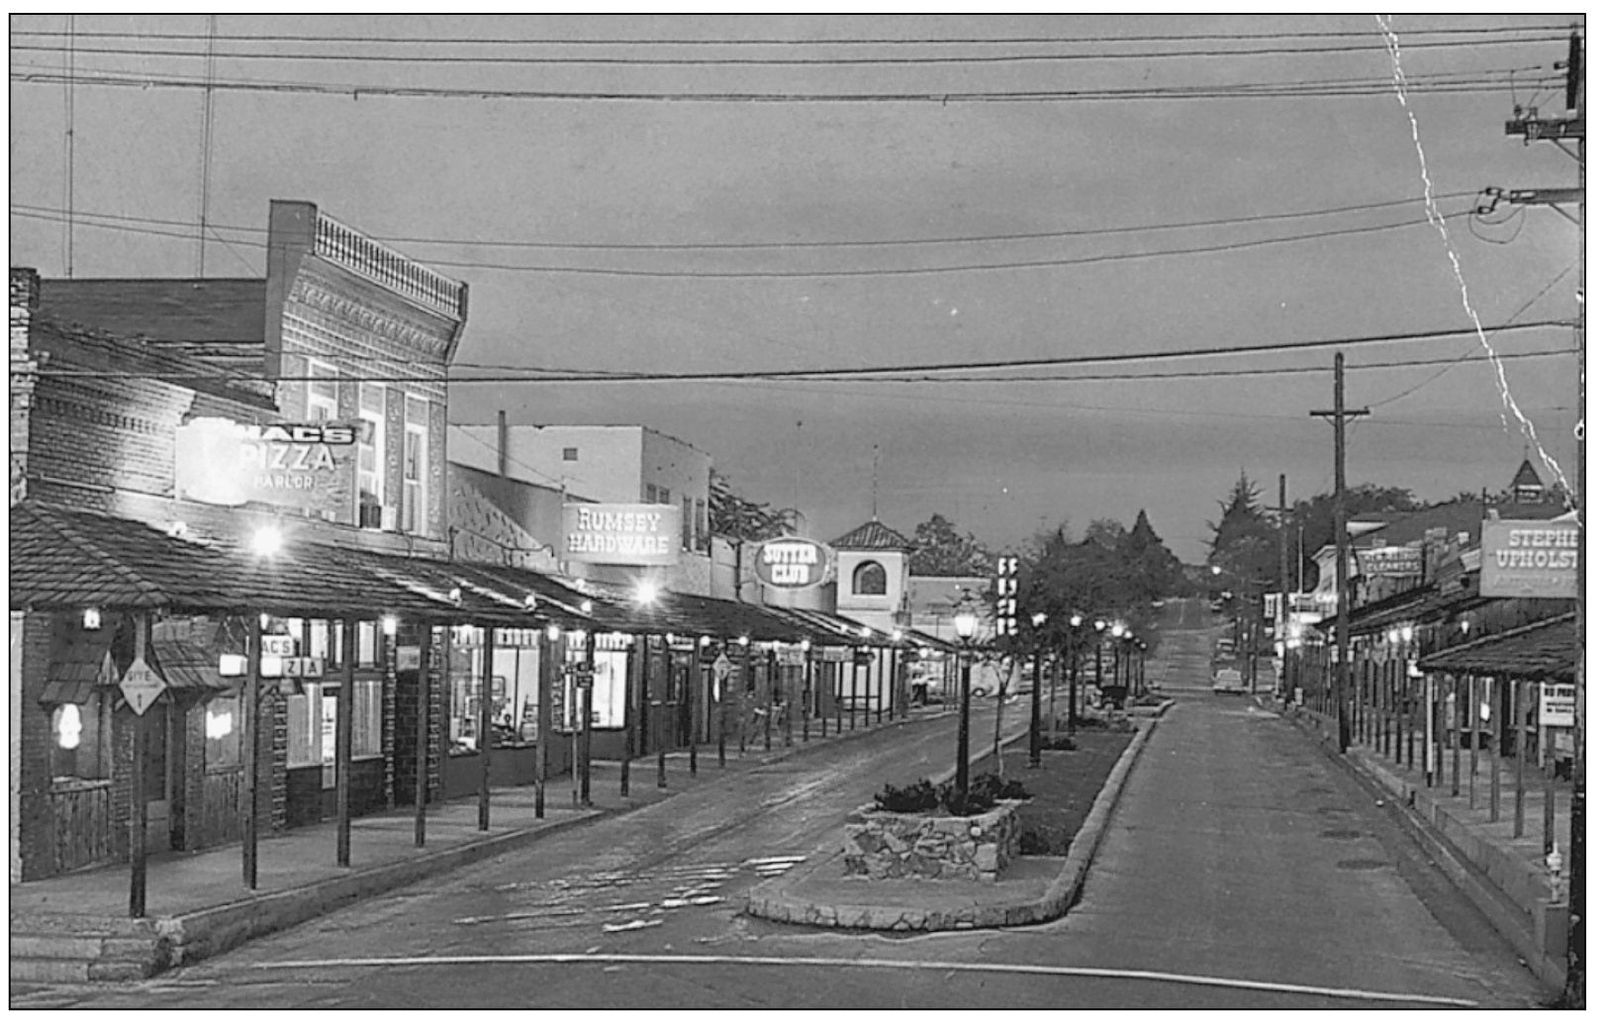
[843,800,1024,882]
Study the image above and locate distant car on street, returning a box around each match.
[1212,667,1246,694]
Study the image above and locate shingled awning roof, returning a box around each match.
[1418,613,1577,679]
[828,520,912,552]
[10,502,909,645]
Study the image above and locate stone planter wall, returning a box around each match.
[843,800,1024,881]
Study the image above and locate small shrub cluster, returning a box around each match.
[872,772,1031,816]
[1132,692,1167,707]
[1039,733,1077,751]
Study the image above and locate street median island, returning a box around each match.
[746,716,1158,931]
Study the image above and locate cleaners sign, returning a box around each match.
[756,537,832,588]
[563,503,681,566]
[1479,519,1579,598]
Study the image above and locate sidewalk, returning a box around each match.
[1277,698,1571,994]
[10,704,949,983]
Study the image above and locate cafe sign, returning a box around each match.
[562,503,682,566]
[1479,519,1579,598]
[174,416,357,515]
[755,537,832,589]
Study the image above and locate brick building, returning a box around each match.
[8,200,473,880]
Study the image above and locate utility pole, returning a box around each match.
[1312,354,1369,753]
[1501,29,1583,1006]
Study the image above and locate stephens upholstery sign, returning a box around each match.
[174,417,357,516]
[1480,519,1579,598]
[563,503,681,565]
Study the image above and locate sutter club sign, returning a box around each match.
[174,416,358,516]
[755,537,832,588]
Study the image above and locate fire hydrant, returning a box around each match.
[1546,846,1565,904]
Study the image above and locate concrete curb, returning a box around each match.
[153,809,601,970]
[1277,703,1565,997]
[745,717,1158,931]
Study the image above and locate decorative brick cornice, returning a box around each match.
[288,275,453,364]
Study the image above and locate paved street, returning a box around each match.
[13,605,1547,1009]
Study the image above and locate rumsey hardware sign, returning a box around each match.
[174,416,357,515]
[1479,519,1579,598]
[562,503,681,565]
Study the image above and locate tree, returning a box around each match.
[1207,471,1278,585]
[908,514,993,576]
[1288,483,1420,591]
[1125,509,1186,600]
[708,473,798,541]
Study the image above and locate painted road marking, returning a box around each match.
[253,952,1480,1007]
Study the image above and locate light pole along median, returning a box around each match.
[952,603,980,798]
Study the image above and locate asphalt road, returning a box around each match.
[15,600,1547,1009]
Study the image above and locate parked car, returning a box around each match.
[1211,667,1246,694]
[968,658,1022,699]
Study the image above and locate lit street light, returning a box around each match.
[953,603,979,799]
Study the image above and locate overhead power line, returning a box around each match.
[9,64,1557,103]
[8,24,1576,46]
[10,191,1479,253]
[36,320,1568,386]
[6,36,1572,65]
[7,206,1460,278]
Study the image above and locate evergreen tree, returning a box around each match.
[1126,509,1186,599]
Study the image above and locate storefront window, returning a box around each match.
[50,693,110,781]
[287,680,382,768]
[491,646,542,742]
[204,692,241,769]
[560,636,627,732]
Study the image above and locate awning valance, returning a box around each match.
[1418,613,1577,679]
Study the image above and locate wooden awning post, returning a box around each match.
[242,613,262,888]
[415,621,431,846]
[479,625,494,831]
[128,612,151,919]
[336,619,355,867]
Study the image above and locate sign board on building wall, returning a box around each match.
[1354,544,1422,578]
[755,537,833,588]
[174,417,358,516]
[1479,520,1579,598]
[562,503,681,565]
[1539,683,1576,727]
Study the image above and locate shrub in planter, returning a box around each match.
[871,773,1030,816]
[939,773,1031,816]
[872,778,941,813]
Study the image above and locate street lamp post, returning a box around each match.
[1093,618,1108,700]
[1029,612,1046,768]
[953,605,979,800]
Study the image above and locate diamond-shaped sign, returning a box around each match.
[119,657,167,716]
[712,653,734,683]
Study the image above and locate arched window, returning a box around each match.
[852,560,887,595]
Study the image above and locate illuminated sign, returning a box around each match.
[1354,544,1421,578]
[1479,520,1579,598]
[174,416,357,515]
[562,503,681,566]
[756,537,832,588]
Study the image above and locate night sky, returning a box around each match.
[8,13,1583,558]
